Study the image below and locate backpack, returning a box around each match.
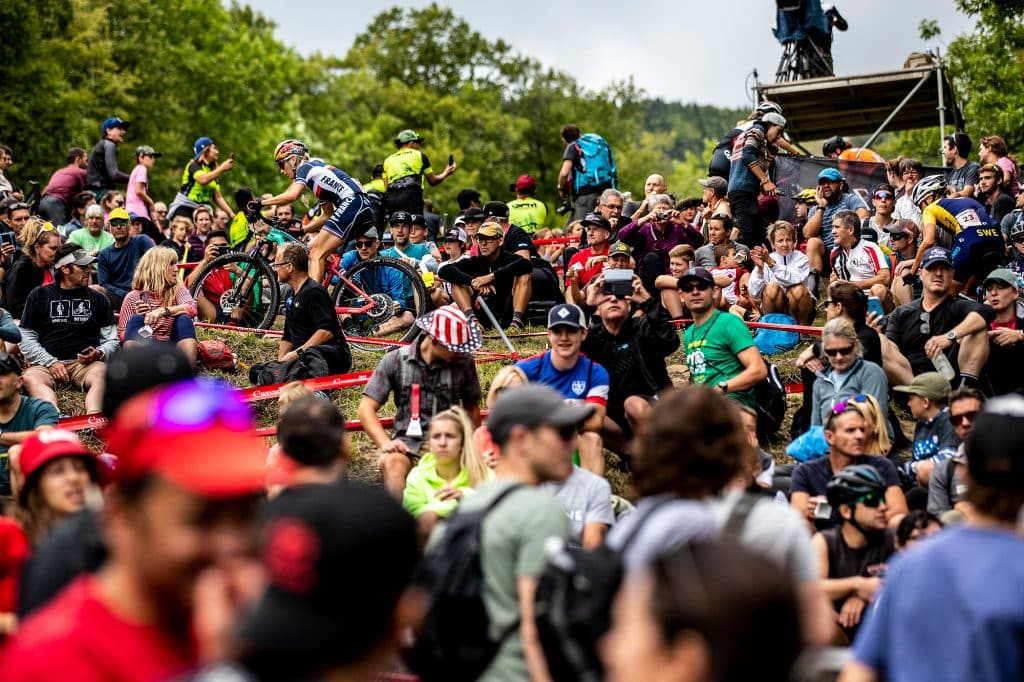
[197,339,237,372]
[754,362,787,442]
[405,484,525,682]
[753,313,801,354]
[572,133,618,194]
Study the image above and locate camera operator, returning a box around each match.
[582,269,680,459]
[617,193,703,295]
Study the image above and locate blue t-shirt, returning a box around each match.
[790,455,900,529]
[853,525,1024,682]
[293,159,361,206]
[808,192,869,249]
[97,236,155,298]
[381,243,430,264]
[516,351,610,407]
[339,250,409,312]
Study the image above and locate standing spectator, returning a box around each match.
[358,305,482,497]
[727,112,787,247]
[271,243,351,374]
[125,145,161,223]
[983,268,1024,395]
[843,396,1024,682]
[444,384,589,681]
[943,131,981,198]
[0,354,58,498]
[558,124,616,221]
[809,318,889,429]
[893,372,959,485]
[516,303,610,475]
[38,148,88,225]
[0,379,266,681]
[830,210,893,310]
[85,117,130,198]
[749,220,813,321]
[618,193,703,294]
[979,134,1018,196]
[699,175,732,222]
[927,387,982,516]
[680,267,767,409]
[117,247,199,364]
[67,204,114,257]
[382,130,455,216]
[97,207,155,310]
[167,136,234,221]
[892,157,924,227]
[20,245,117,415]
[813,465,895,643]
[4,218,60,320]
[581,270,679,457]
[0,145,12,199]
[507,174,547,233]
[804,168,870,276]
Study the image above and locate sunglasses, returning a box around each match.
[354,240,375,248]
[680,281,712,293]
[890,232,909,240]
[950,410,979,426]
[919,311,930,336]
[1014,238,1024,245]
[7,202,29,211]
[854,491,884,508]
[873,192,894,200]
[109,219,129,227]
[823,345,855,357]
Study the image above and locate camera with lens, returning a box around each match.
[555,200,573,216]
[215,244,230,256]
[656,211,672,221]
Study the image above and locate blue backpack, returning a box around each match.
[572,133,618,194]
[753,313,801,355]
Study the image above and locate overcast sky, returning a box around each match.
[242,1,974,108]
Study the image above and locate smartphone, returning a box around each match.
[867,295,885,319]
[138,325,154,339]
[813,499,833,520]
[229,152,236,161]
[448,154,455,166]
[0,233,13,246]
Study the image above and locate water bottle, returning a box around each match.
[931,352,955,381]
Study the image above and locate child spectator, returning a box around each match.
[712,242,755,316]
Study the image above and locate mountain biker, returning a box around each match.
[257,140,375,285]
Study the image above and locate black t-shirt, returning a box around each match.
[3,255,48,319]
[282,278,344,349]
[790,455,901,530]
[821,526,894,607]
[437,251,533,292]
[502,224,539,259]
[886,295,995,376]
[21,284,114,361]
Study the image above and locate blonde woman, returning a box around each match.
[5,218,60,319]
[475,365,528,467]
[849,393,892,456]
[117,246,199,364]
[403,406,492,537]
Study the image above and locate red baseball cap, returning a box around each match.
[18,429,97,504]
[512,175,536,193]
[103,379,267,498]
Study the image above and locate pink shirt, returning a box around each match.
[997,157,1019,197]
[125,164,150,219]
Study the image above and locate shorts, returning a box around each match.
[323,194,375,243]
[951,227,1004,283]
[24,359,99,390]
[606,394,656,437]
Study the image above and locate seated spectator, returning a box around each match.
[59,191,96,239]
[749,220,813,322]
[160,216,191,261]
[403,406,491,540]
[803,168,870,276]
[564,213,612,305]
[653,243,694,319]
[893,510,942,552]
[184,204,215,262]
[927,386,981,517]
[4,219,60,320]
[848,393,892,457]
[711,242,756,317]
[617,193,703,294]
[892,157,924,228]
[97,207,155,311]
[474,364,527,469]
[830,210,893,312]
[694,213,747,269]
[0,354,58,497]
[117,247,199,365]
[982,268,1024,395]
[438,222,532,330]
[809,318,889,430]
[886,219,921,306]
[185,230,253,325]
[335,228,415,337]
[358,305,482,498]
[582,270,679,458]
[863,183,899,247]
[67,204,114,258]
[270,395,348,496]
[790,406,907,532]
[409,213,443,268]
[541,461,613,550]
[812,465,895,644]
[893,372,958,486]
[271,242,351,375]
[482,200,561,308]
[20,245,118,414]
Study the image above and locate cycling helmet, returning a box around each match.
[822,135,851,156]
[911,174,947,206]
[1009,212,1024,242]
[273,139,308,164]
[826,464,887,508]
[795,188,817,204]
[761,113,787,129]
[756,100,784,116]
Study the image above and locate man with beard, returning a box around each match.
[803,168,869,276]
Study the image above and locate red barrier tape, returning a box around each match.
[531,236,580,246]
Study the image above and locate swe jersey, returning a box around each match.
[516,351,609,407]
[922,197,999,248]
[294,160,362,206]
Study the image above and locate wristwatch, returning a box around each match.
[717,381,729,393]
[163,307,172,317]
[945,330,957,342]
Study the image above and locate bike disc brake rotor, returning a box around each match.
[219,290,242,314]
[365,293,395,321]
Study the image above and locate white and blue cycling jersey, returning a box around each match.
[293,160,362,206]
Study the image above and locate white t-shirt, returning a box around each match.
[833,240,887,283]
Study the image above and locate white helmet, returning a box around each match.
[911,174,947,206]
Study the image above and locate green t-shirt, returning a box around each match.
[67,228,115,256]
[507,197,548,234]
[683,309,757,407]
[0,396,60,496]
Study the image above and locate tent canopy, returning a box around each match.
[756,64,962,142]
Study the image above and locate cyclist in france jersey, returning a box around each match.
[909,174,1004,293]
[259,140,375,284]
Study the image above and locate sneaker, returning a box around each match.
[506,319,525,334]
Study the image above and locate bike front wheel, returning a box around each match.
[332,256,429,351]
[188,253,280,330]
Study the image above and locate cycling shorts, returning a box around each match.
[323,194,375,242]
[950,226,1004,283]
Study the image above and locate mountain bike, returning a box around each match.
[186,214,428,350]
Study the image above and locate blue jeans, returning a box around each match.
[124,313,197,343]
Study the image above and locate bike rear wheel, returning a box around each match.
[188,253,280,330]
[332,256,429,351]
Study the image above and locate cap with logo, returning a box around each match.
[920,246,953,270]
[581,213,611,231]
[18,430,98,504]
[135,145,161,159]
[0,352,23,376]
[818,167,844,183]
[101,117,129,135]
[443,227,467,244]
[410,213,427,226]
[608,242,631,258]
[892,372,951,401]
[389,211,412,225]
[547,303,587,330]
[678,267,715,287]
[476,222,503,240]
[413,304,483,354]
[511,175,536,193]
[56,249,97,269]
[193,136,214,159]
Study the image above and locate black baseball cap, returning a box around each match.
[581,213,611,231]
[0,352,22,376]
[463,207,487,222]
[101,345,194,417]
[483,201,509,218]
[678,267,714,288]
[239,484,417,664]
[487,385,595,445]
[410,213,427,226]
[388,211,412,225]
